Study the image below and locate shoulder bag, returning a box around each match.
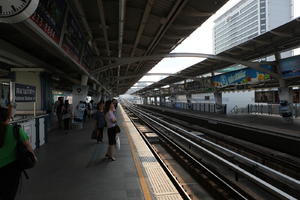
[114,124,121,134]
[13,125,36,170]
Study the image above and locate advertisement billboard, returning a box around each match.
[279,55,300,79]
[62,11,84,63]
[212,65,272,88]
[30,0,67,44]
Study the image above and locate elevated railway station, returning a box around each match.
[0,0,299,200]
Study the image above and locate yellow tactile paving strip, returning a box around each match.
[118,105,183,200]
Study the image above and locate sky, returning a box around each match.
[127,0,300,93]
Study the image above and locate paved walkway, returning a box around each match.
[16,120,144,200]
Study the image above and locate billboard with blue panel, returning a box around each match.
[212,65,272,88]
[280,55,300,79]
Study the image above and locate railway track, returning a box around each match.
[139,105,300,157]
[122,100,300,200]
[138,105,300,180]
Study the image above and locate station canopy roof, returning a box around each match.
[0,0,229,95]
[135,17,300,95]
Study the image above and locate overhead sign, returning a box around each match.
[62,11,84,63]
[15,83,36,102]
[0,0,39,23]
[30,0,67,44]
[82,43,94,70]
[280,55,300,79]
[212,65,272,88]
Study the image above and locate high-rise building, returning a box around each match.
[214,0,292,54]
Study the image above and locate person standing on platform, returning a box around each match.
[62,100,72,134]
[94,101,105,143]
[55,97,64,129]
[0,106,36,200]
[104,100,117,161]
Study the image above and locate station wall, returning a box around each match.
[15,71,41,111]
[223,90,255,113]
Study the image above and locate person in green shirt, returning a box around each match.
[0,106,36,200]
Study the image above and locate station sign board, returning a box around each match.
[62,11,84,63]
[212,65,272,88]
[82,43,94,70]
[279,55,300,79]
[30,0,67,44]
[14,83,36,102]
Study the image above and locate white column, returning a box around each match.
[214,91,223,113]
[81,75,88,86]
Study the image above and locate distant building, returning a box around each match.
[214,0,293,54]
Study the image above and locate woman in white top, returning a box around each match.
[104,100,117,161]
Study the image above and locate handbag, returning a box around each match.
[115,135,120,150]
[114,124,121,134]
[13,125,36,170]
[91,129,97,140]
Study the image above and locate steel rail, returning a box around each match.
[133,104,300,185]
[123,102,248,200]
[124,102,296,200]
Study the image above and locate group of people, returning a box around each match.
[0,105,36,200]
[94,99,119,161]
[0,98,120,199]
[54,97,72,133]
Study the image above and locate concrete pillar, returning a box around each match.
[81,75,88,86]
[275,52,293,118]
[159,96,165,106]
[154,96,158,106]
[96,87,102,102]
[214,91,223,113]
[186,94,192,109]
[143,97,147,105]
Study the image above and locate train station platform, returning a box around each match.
[141,105,300,138]
[16,106,182,200]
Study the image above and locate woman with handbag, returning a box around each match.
[104,100,118,161]
[0,106,36,200]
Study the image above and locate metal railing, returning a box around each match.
[248,104,300,118]
[161,102,227,114]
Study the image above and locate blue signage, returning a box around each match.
[15,83,36,102]
[280,55,300,79]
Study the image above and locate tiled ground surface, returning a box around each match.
[16,119,144,200]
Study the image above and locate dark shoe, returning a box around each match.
[105,154,110,158]
[110,157,116,161]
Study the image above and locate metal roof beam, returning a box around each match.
[125,0,155,75]
[72,0,100,56]
[134,0,189,73]
[117,0,126,93]
[270,31,293,38]
[92,53,280,79]
[171,24,199,30]
[96,0,111,57]
[236,45,254,51]
[182,6,214,17]
[252,39,269,45]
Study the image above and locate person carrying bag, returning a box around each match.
[0,106,37,200]
[104,100,120,161]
